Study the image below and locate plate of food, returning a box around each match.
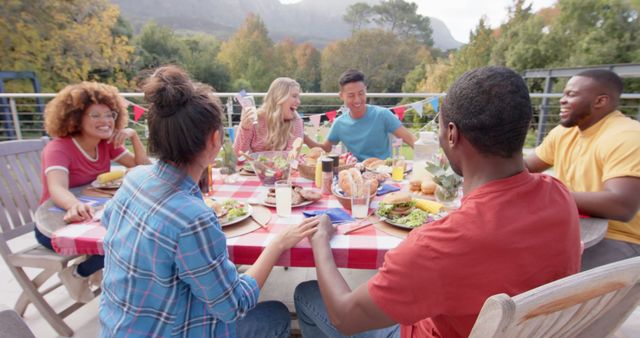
[91,170,125,189]
[374,191,442,229]
[242,162,255,173]
[205,198,253,226]
[262,185,322,208]
[362,158,412,175]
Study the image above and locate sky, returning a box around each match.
[279,0,558,43]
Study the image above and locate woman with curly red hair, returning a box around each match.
[38,81,150,303]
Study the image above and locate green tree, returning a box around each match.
[0,0,134,91]
[542,0,640,67]
[135,21,184,69]
[274,38,298,79]
[181,34,230,92]
[293,43,321,91]
[449,18,496,81]
[344,3,373,32]
[343,0,433,46]
[217,14,276,91]
[320,29,422,93]
[502,15,549,71]
[490,0,535,66]
[371,0,433,46]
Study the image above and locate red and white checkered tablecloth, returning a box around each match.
[51,220,106,256]
[211,175,403,269]
[49,174,404,269]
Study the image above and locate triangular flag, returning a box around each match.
[430,97,439,113]
[392,106,406,121]
[226,127,236,143]
[411,101,424,117]
[326,110,337,122]
[133,104,145,122]
[309,114,321,128]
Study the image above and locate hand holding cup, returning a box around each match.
[240,106,258,130]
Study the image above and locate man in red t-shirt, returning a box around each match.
[294,66,582,338]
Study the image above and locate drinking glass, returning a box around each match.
[391,156,406,182]
[275,180,292,217]
[350,181,371,219]
[239,95,258,125]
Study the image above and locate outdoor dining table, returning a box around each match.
[35,175,609,269]
[34,175,405,269]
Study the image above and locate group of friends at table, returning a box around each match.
[34,65,640,337]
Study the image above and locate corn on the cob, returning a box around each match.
[97,170,125,184]
[414,198,444,213]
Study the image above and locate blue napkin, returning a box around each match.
[377,184,401,196]
[303,208,354,224]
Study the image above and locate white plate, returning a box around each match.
[262,199,315,208]
[380,216,416,229]
[366,163,413,175]
[210,199,253,227]
[90,178,122,189]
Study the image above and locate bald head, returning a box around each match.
[574,69,623,106]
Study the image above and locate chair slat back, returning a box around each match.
[0,138,47,237]
[470,257,640,338]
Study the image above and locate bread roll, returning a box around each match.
[307,147,324,161]
[348,168,364,196]
[421,180,436,194]
[362,157,384,169]
[338,170,355,196]
[409,179,422,191]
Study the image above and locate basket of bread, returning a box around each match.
[298,147,357,180]
[332,168,378,209]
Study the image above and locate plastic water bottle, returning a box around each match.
[412,131,439,181]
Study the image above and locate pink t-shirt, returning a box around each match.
[368,171,582,338]
[40,137,127,203]
[233,113,304,153]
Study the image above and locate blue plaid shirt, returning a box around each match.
[99,161,259,337]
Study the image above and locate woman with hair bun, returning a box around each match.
[233,77,305,154]
[38,81,149,303]
[100,65,318,337]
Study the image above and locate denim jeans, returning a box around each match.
[581,238,640,271]
[294,281,400,338]
[35,227,104,277]
[236,301,291,338]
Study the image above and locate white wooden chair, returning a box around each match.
[0,304,35,338]
[469,257,640,338]
[0,138,98,337]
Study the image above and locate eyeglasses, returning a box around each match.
[88,111,118,120]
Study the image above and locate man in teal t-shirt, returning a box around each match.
[307,69,416,161]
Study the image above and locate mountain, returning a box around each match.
[111,0,464,50]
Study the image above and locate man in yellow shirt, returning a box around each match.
[526,69,640,270]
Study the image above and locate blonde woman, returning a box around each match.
[233,77,304,154]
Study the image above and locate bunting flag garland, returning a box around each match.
[392,106,406,121]
[133,105,146,122]
[429,96,439,113]
[326,110,337,122]
[309,113,322,128]
[124,99,148,122]
[411,101,424,117]
[226,127,236,143]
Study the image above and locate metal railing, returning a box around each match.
[1,92,639,145]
